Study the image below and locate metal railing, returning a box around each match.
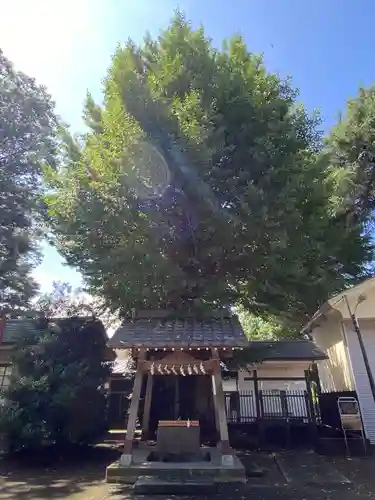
[225,389,314,424]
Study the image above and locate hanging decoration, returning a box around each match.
[140,352,216,375]
[145,362,214,375]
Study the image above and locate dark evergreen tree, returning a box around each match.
[0,317,110,451]
[0,49,57,312]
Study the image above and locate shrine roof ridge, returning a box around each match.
[107,310,247,348]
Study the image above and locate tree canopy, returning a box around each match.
[35,280,94,318]
[325,86,375,227]
[43,13,373,328]
[0,50,57,313]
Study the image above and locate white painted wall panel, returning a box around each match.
[344,320,375,444]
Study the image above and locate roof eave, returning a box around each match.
[107,342,247,349]
[261,355,328,362]
[301,277,375,335]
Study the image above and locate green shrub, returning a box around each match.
[0,317,110,452]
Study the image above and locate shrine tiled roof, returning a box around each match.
[107,310,248,348]
[0,318,40,344]
[247,340,327,361]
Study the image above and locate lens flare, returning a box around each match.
[123,141,170,200]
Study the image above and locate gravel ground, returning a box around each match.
[1,446,375,500]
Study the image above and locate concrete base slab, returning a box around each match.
[222,454,234,466]
[106,446,246,485]
[134,476,217,495]
[119,454,132,466]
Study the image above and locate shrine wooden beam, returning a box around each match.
[123,348,145,455]
[141,373,153,439]
[211,348,233,455]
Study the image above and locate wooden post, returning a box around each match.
[304,369,315,422]
[305,369,319,446]
[212,380,220,439]
[253,369,261,419]
[211,348,232,457]
[234,372,240,424]
[259,390,265,416]
[174,376,180,419]
[122,350,145,458]
[280,390,288,418]
[280,390,291,447]
[253,369,265,444]
[141,373,153,439]
[0,316,5,343]
[311,363,322,394]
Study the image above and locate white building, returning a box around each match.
[303,278,375,443]
[222,340,326,422]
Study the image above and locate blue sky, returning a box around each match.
[2,0,375,292]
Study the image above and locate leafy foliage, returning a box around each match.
[34,281,123,336]
[0,317,110,451]
[35,280,94,317]
[0,50,57,313]
[237,307,298,340]
[326,86,375,228]
[43,13,373,328]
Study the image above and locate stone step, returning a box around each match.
[134,476,217,495]
[106,462,246,484]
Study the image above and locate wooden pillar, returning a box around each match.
[310,362,322,394]
[141,373,153,439]
[253,369,261,419]
[212,379,220,438]
[174,376,180,419]
[123,350,145,456]
[305,369,316,422]
[304,368,319,445]
[211,348,232,455]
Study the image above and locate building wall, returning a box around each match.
[0,347,12,365]
[309,282,375,443]
[343,319,375,444]
[222,361,311,420]
[339,283,375,320]
[222,361,310,392]
[311,314,354,392]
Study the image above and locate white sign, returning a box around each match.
[338,397,362,431]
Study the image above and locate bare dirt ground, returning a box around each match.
[0,445,119,500]
[1,445,375,500]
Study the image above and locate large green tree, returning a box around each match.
[0,50,57,313]
[44,13,373,326]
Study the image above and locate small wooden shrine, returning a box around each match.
[107,309,248,474]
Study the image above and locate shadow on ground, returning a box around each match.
[1,446,375,500]
[0,444,121,500]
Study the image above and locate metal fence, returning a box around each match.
[225,389,313,424]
